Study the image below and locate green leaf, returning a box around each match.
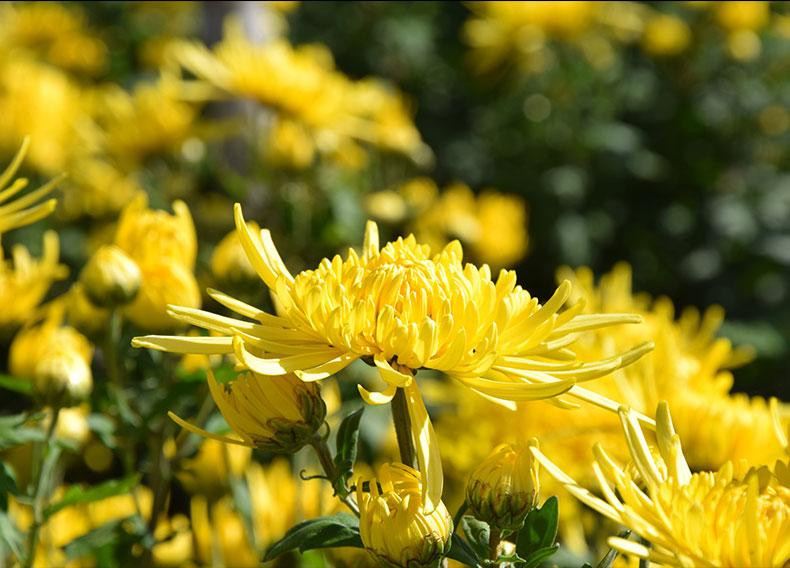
[64,518,127,560]
[44,475,140,519]
[0,461,19,510]
[522,544,560,568]
[0,413,45,451]
[0,374,32,396]
[88,414,117,449]
[446,533,482,567]
[0,510,23,561]
[460,516,490,561]
[263,513,362,561]
[333,407,364,493]
[596,530,631,568]
[516,496,559,560]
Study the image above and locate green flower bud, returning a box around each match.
[33,349,93,408]
[80,245,141,308]
[466,440,540,532]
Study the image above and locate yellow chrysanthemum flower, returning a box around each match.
[0,2,107,75]
[97,76,199,167]
[560,262,787,471]
[0,139,60,235]
[0,232,66,335]
[532,402,790,568]
[135,206,652,510]
[114,192,201,331]
[172,24,426,167]
[357,463,453,568]
[0,58,86,174]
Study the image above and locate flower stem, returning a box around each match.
[488,527,502,560]
[309,437,359,516]
[391,387,416,469]
[24,406,61,568]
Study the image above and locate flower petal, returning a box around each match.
[404,381,443,512]
[374,353,413,387]
[358,383,397,405]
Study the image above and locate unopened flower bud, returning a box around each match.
[466,440,540,532]
[171,369,326,454]
[357,463,452,568]
[33,349,93,408]
[80,245,141,308]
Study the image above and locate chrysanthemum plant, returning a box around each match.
[134,206,656,567]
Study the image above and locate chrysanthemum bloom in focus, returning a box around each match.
[357,463,452,568]
[134,207,652,510]
[531,402,790,567]
[0,138,60,234]
[466,440,540,532]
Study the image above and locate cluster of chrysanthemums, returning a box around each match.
[0,2,788,568]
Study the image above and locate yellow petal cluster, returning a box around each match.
[357,463,452,568]
[9,308,94,407]
[172,25,426,168]
[0,232,66,335]
[136,207,652,511]
[176,438,252,500]
[532,402,790,568]
[0,139,60,235]
[560,262,787,471]
[0,2,107,75]
[170,369,326,454]
[115,192,200,331]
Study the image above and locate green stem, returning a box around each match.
[24,406,61,568]
[309,438,359,517]
[488,527,502,561]
[391,387,416,469]
[142,356,177,568]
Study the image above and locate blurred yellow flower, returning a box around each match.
[560,262,787,471]
[716,1,771,32]
[114,193,200,331]
[0,58,86,174]
[264,116,316,169]
[177,438,251,500]
[642,14,691,56]
[63,282,110,338]
[124,261,201,332]
[173,24,425,168]
[0,231,66,335]
[533,402,790,568]
[136,208,652,510]
[0,2,107,75]
[115,193,197,269]
[9,308,94,406]
[60,158,141,220]
[96,76,200,167]
[369,179,529,270]
[357,463,453,568]
[211,222,260,289]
